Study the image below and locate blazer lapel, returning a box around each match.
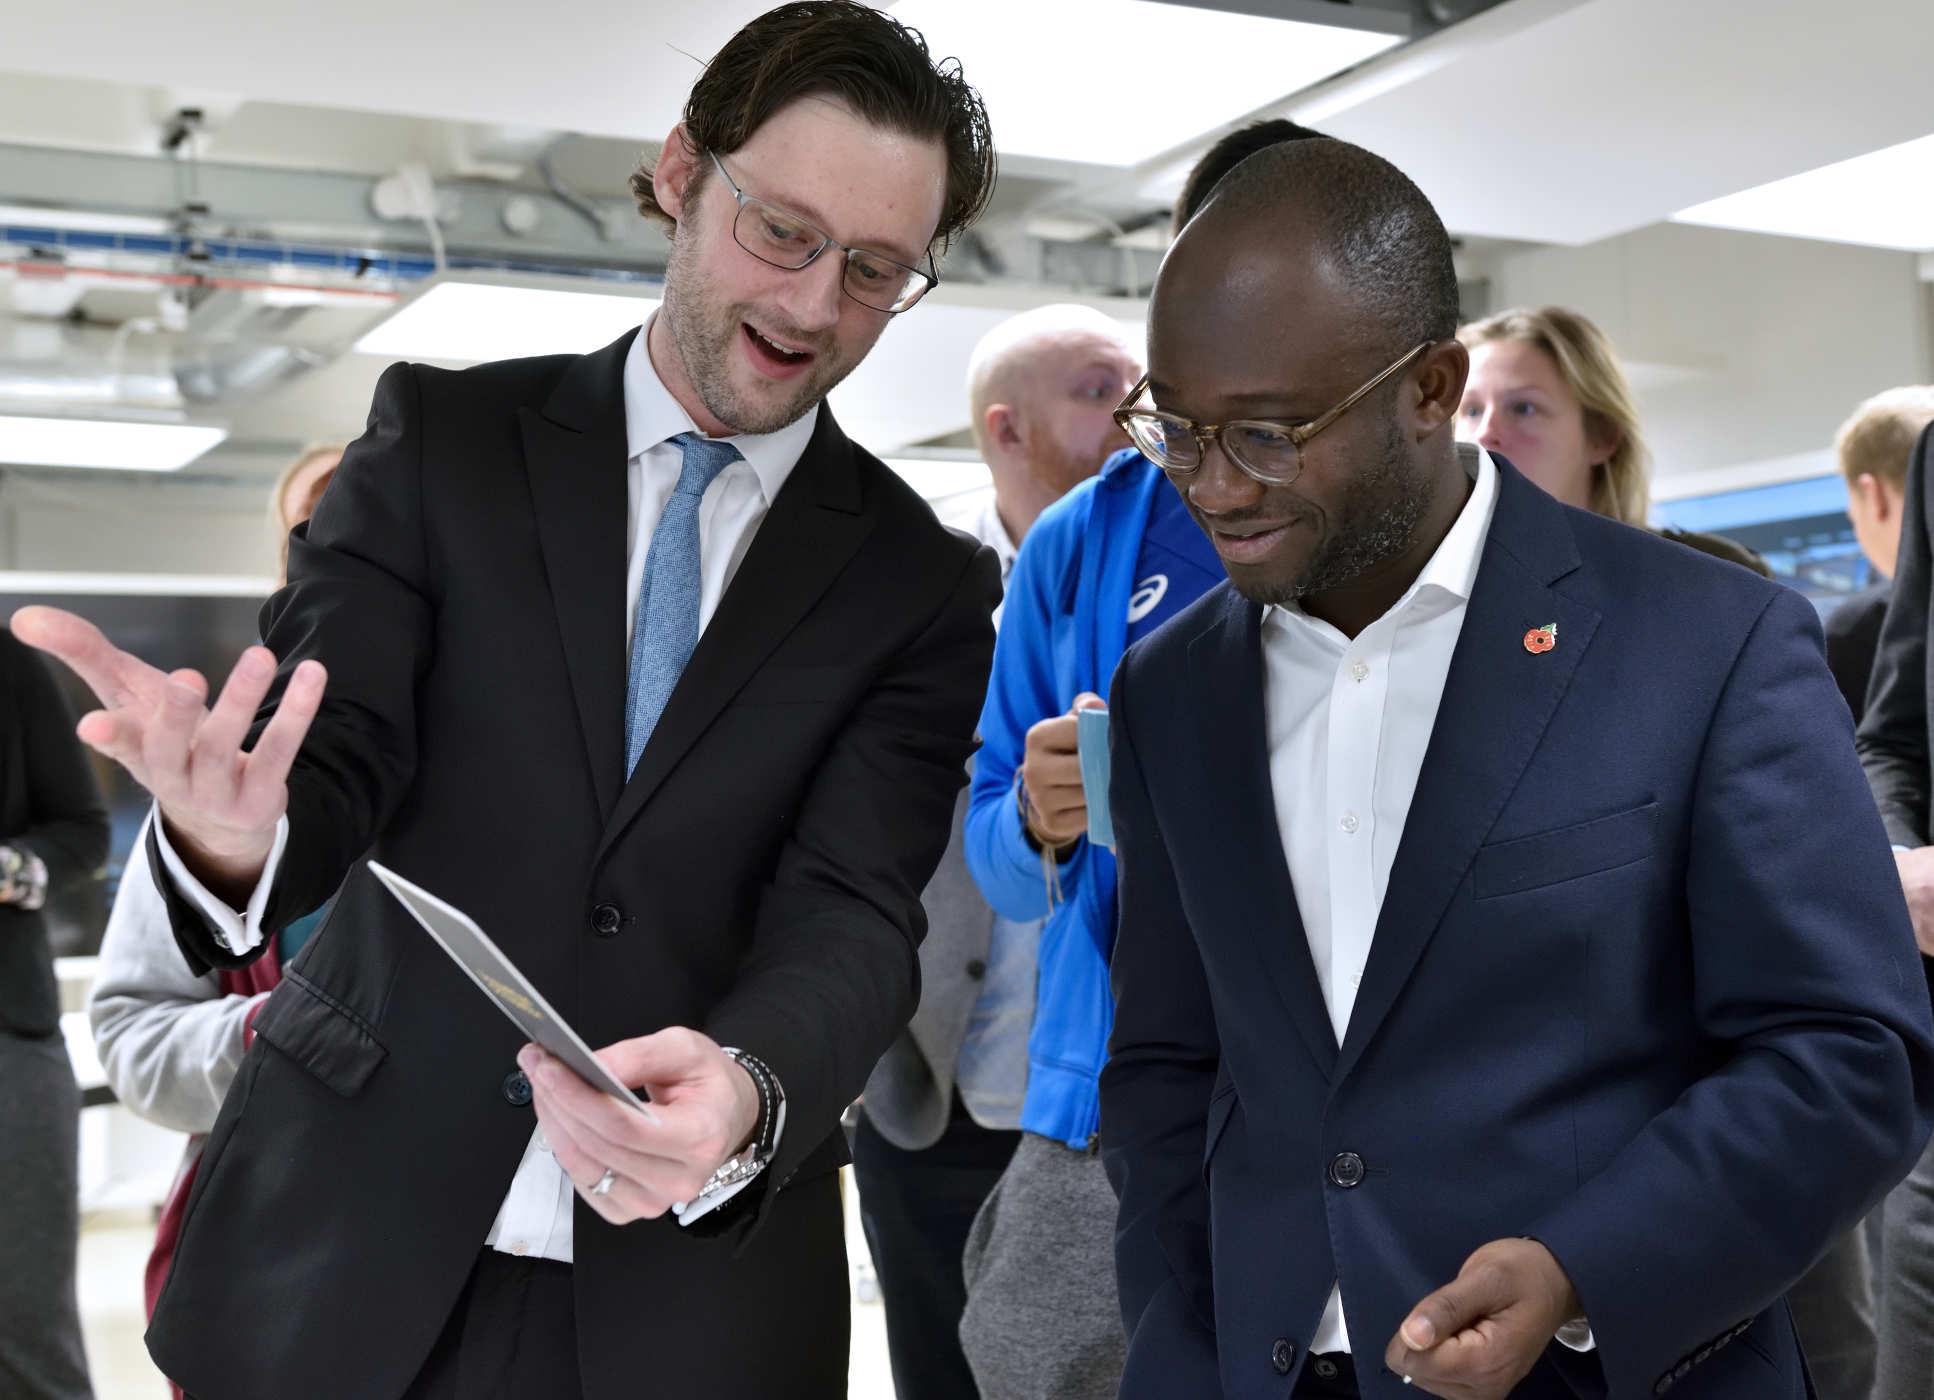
[1333,464,1601,1085]
[1189,591,1339,1079]
[520,330,636,821]
[595,408,872,863]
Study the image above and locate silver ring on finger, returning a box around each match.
[590,1167,619,1197]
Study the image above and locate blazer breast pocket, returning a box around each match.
[251,968,389,1098]
[1473,801,1658,900]
[732,663,853,707]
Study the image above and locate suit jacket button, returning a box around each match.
[502,1070,532,1106]
[965,958,987,980]
[1328,1151,1366,1188]
[1271,1339,1296,1374]
[591,903,622,937]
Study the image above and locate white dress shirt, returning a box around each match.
[1263,446,1497,1355]
[155,321,818,1260]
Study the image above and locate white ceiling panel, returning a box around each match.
[1291,0,1934,245]
[0,0,777,144]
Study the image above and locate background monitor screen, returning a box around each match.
[1652,474,1874,612]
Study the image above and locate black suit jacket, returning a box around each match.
[145,330,1000,1400]
[0,630,108,1035]
[1827,582,1890,725]
[1104,459,1932,1400]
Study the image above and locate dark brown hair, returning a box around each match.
[1173,119,1326,236]
[630,1,996,253]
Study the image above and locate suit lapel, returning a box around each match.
[1332,464,1600,1085]
[1189,592,1339,1079]
[595,408,872,864]
[520,330,635,821]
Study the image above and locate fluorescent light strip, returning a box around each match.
[354,281,662,364]
[891,0,1400,167]
[1672,133,1934,252]
[0,570,276,596]
[0,415,226,471]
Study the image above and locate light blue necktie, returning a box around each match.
[625,433,742,776]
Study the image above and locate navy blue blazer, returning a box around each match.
[1100,458,1934,1400]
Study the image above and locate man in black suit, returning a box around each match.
[1827,387,1934,722]
[12,5,999,1397]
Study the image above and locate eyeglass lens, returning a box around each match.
[735,199,926,312]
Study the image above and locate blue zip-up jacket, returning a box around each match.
[965,448,1169,1149]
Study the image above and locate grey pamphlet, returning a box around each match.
[366,860,655,1118]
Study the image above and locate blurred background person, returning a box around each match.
[86,444,342,1397]
[1458,305,1770,576]
[1829,388,1934,723]
[955,118,1322,1400]
[1856,415,1934,1400]
[2,622,109,1400]
[853,306,1138,1400]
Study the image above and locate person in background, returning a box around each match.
[1461,305,1871,1397]
[1103,132,1933,1400]
[88,445,344,1393]
[1829,388,1934,722]
[1,624,109,1400]
[1457,305,1771,577]
[853,305,1139,1400]
[955,118,1323,1400]
[1854,416,1934,1400]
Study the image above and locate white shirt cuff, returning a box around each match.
[1555,1318,1596,1351]
[150,807,290,958]
[674,1085,787,1228]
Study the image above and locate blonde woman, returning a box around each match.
[1458,306,1768,576]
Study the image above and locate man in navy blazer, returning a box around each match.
[1099,138,1934,1399]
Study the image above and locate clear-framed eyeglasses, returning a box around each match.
[709,152,939,315]
[1113,341,1434,487]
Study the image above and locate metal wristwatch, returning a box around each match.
[703,1047,786,1195]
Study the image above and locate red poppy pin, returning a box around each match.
[1523,622,1557,655]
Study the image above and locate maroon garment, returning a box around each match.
[144,944,282,1399]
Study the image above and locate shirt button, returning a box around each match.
[509,1241,528,1256]
[1340,812,1359,834]
[1350,660,1369,682]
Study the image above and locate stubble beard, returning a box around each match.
[661,230,865,437]
[1239,410,1434,607]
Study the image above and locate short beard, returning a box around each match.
[660,229,860,436]
[1242,410,1434,607]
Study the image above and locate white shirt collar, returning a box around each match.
[622,318,820,503]
[972,493,1021,576]
[1267,443,1497,634]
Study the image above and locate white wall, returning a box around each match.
[0,470,276,576]
[1474,222,1934,497]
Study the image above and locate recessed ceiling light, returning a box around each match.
[1672,132,1934,251]
[354,280,662,364]
[0,415,225,471]
[891,0,1401,167]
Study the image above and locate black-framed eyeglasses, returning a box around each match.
[1113,341,1434,487]
[709,152,939,315]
